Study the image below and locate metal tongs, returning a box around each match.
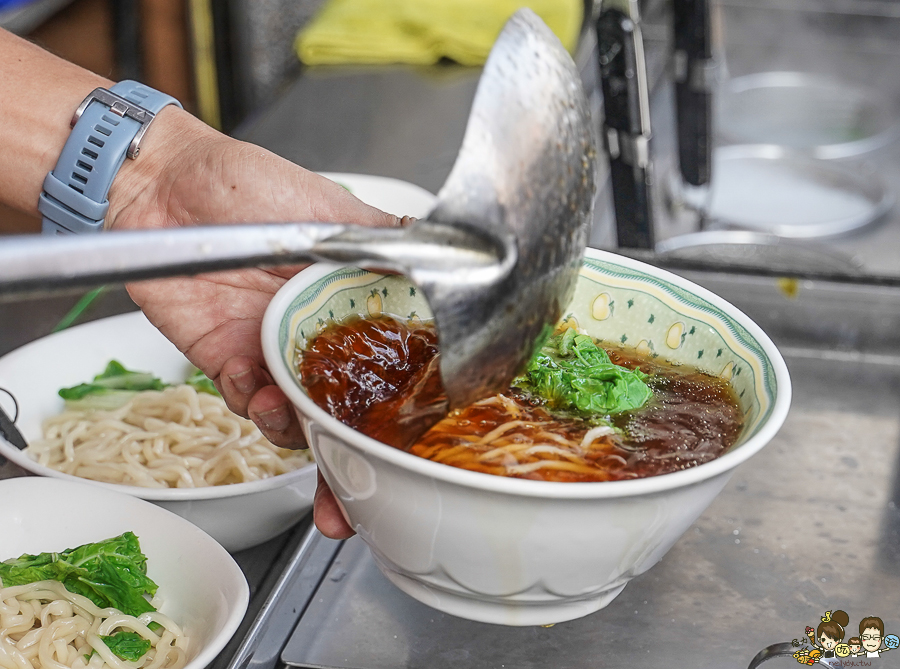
[0,9,596,411]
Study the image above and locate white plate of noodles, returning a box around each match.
[0,310,317,552]
[0,476,249,669]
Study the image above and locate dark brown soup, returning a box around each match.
[298,315,744,482]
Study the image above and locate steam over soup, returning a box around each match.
[298,315,743,482]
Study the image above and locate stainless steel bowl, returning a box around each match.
[678,145,893,239]
[718,71,900,159]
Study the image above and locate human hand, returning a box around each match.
[108,107,396,539]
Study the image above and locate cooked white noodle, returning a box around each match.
[27,385,312,488]
[580,425,615,448]
[0,578,187,669]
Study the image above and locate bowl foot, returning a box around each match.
[377,563,628,627]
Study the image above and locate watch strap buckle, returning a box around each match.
[72,87,156,159]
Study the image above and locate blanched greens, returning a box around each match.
[514,329,652,418]
[0,531,158,618]
[58,360,220,410]
[59,361,166,410]
[185,367,221,396]
[97,631,153,661]
[1,533,163,662]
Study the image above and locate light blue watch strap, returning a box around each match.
[40,80,182,235]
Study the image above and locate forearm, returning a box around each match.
[0,28,111,215]
[0,27,217,227]
[0,26,396,238]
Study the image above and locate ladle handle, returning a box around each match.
[0,221,503,300]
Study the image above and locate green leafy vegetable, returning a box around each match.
[98,631,153,661]
[59,360,166,409]
[514,329,653,418]
[185,367,221,397]
[0,532,158,618]
[58,361,221,408]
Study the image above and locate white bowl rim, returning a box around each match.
[262,246,792,500]
[0,476,250,669]
[0,436,317,502]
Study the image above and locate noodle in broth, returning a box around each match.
[299,316,744,482]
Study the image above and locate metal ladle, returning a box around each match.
[0,8,595,410]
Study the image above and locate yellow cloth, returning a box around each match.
[296,0,583,66]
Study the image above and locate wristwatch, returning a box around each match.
[39,80,182,235]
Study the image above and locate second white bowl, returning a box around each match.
[0,476,249,669]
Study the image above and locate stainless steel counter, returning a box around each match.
[229,274,900,669]
[7,272,898,668]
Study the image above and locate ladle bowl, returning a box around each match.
[0,8,594,410]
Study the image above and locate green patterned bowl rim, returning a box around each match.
[262,247,791,499]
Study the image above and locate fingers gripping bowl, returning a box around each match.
[261,248,791,626]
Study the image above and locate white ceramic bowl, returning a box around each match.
[0,476,249,668]
[262,249,791,626]
[0,311,317,553]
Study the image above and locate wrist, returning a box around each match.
[38,81,188,235]
[106,105,218,232]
